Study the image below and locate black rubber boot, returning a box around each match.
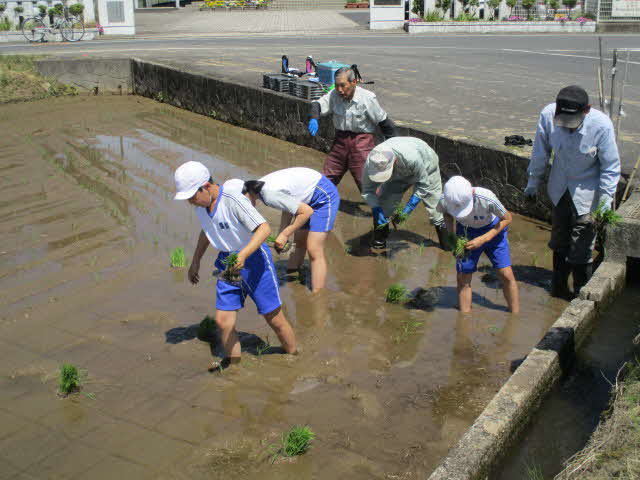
[572,263,593,297]
[371,218,389,249]
[551,251,573,299]
[435,224,451,251]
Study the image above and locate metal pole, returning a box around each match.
[615,50,630,139]
[598,37,605,111]
[608,48,617,118]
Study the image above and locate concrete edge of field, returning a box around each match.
[427,193,640,480]
[31,57,640,479]
[34,55,554,221]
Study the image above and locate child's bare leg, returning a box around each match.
[264,307,297,354]
[215,309,241,359]
[457,272,473,313]
[287,230,308,271]
[497,266,520,314]
[307,231,329,293]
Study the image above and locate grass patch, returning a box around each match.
[385,283,409,304]
[170,247,187,268]
[269,425,315,463]
[0,55,78,104]
[58,364,82,396]
[556,360,640,479]
[221,253,241,284]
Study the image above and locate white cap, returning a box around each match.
[174,161,210,200]
[223,178,245,195]
[366,147,395,183]
[443,176,474,219]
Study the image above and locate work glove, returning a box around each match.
[401,194,421,216]
[524,184,538,198]
[308,118,319,137]
[372,207,388,226]
[598,194,613,212]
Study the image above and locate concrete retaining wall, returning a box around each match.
[0,29,97,43]
[429,261,626,480]
[606,191,640,264]
[129,58,552,221]
[406,20,596,34]
[35,58,132,93]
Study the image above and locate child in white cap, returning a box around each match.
[173,161,297,369]
[437,176,520,313]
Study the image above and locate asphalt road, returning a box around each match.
[3,32,640,173]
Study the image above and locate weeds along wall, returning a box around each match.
[128,58,552,221]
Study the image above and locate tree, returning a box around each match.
[69,3,85,17]
[548,0,559,16]
[506,0,517,15]
[521,0,535,18]
[562,0,577,12]
[488,0,501,18]
[436,0,451,17]
[412,0,424,17]
[467,0,479,15]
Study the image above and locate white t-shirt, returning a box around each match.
[436,187,506,229]
[315,86,387,133]
[258,168,322,215]
[196,185,266,253]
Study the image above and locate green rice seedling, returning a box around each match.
[452,235,469,259]
[170,247,187,268]
[418,242,426,256]
[222,253,241,283]
[392,319,424,343]
[266,235,277,245]
[256,335,271,356]
[593,200,622,235]
[376,206,408,230]
[385,283,409,304]
[58,364,82,396]
[197,315,217,342]
[270,425,315,463]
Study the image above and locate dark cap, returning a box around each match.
[554,85,589,128]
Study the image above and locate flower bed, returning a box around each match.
[405,19,595,33]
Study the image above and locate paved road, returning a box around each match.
[3,32,640,173]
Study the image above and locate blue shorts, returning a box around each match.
[456,218,512,274]
[302,175,340,233]
[214,245,282,315]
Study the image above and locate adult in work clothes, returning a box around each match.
[238,167,340,293]
[525,85,620,298]
[308,66,396,192]
[174,161,297,369]
[362,136,449,249]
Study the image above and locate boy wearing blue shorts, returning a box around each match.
[240,167,340,293]
[174,161,297,369]
[437,176,520,314]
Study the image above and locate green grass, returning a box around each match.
[423,9,444,21]
[270,425,315,463]
[170,247,187,268]
[593,201,623,230]
[0,55,78,104]
[58,364,81,395]
[385,283,409,304]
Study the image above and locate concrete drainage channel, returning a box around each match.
[34,57,640,480]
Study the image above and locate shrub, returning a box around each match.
[37,3,47,15]
[0,3,5,13]
[0,17,11,31]
[521,0,535,18]
[548,0,559,15]
[69,3,84,16]
[424,8,443,20]
[506,0,517,15]
[13,5,23,13]
[49,3,64,16]
[412,0,424,16]
[435,0,451,16]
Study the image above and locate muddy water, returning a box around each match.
[494,283,640,480]
[0,96,566,479]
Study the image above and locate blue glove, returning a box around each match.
[402,194,421,216]
[372,207,388,226]
[308,118,319,136]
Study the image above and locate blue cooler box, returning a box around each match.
[317,61,350,85]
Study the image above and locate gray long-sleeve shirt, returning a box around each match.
[362,137,441,210]
[526,103,621,216]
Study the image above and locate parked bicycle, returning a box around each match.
[22,10,85,43]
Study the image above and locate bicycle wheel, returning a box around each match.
[22,17,46,43]
[60,16,84,42]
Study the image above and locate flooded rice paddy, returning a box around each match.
[0,96,567,479]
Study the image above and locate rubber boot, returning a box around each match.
[572,263,593,297]
[435,224,451,251]
[551,251,573,300]
[371,218,389,249]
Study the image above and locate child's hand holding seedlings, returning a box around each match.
[465,234,489,250]
[274,232,289,251]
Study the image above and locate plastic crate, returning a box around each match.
[293,80,324,101]
[316,61,350,85]
[262,73,291,93]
